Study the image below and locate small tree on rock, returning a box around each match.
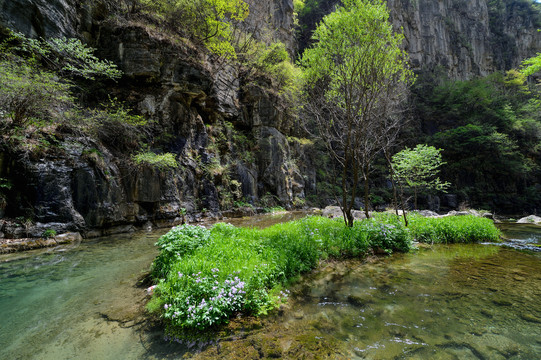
[392,144,450,209]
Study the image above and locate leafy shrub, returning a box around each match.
[41,229,57,238]
[163,270,247,330]
[151,224,211,278]
[362,214,411,253]
[3,31,121,81]
[0,59,72,126]
[246,41,302,97]
[138,0,248,58]
[408,215,501,244]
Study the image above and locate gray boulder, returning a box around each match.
[517,215,541,224]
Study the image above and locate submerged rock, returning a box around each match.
[0,232,80,253]
[520,313,541,324]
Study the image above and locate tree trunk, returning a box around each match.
[363,168,370,219]
[384,150,408,226]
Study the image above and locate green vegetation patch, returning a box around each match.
[408,214,501,244]
[148,215,412,336]
[133,151,178,171]
[148,214,501,337]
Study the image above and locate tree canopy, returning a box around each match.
[392,144,450,209]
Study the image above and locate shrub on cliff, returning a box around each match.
[0,59,72,127]
[133,151,179,172]
[134,0,249,58]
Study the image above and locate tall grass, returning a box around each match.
[148,213,500,336]
[407,214,501,244]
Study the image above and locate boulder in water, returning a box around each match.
[517,215,541,224]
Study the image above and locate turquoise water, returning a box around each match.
[1,216,540,359]
[0,231,166,360]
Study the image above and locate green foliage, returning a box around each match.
[521,52,541,77]
[47,38,123,80]
[139,0,249,58]
[150,214,499,336]
[363,214,411,253]
[300,0,413,101]
[233,200,253,208]
[407,215,501,244]
[0,59,72,126]
[242,41,303,99]
[263,206,286,213]
[0,178,13,190]
[100,97,147,126]
[151,224,211,278]
[149,216,412,335]
[6,31,122,81]
[392,144,450,208]
[41,229,57,238]
[300,0,414,225]
[133,151,178,171]
[413,72,541,211]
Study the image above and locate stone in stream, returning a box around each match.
[517,215,541,224]
[492,298,513,307]
[520,313,541,324]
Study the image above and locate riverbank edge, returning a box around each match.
[0,206,290,254]
[1,207,533,254]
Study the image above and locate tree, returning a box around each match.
[520,52,541,77]
[300,0,414,226]
[139,0,249,58]
[392,144,450,210]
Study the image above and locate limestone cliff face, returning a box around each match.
[243,0,296,52]
[388,0,540,79]
[0,0,309,237]
[388,0,493,78]
[299,0,540,79]
[0,0,72,37]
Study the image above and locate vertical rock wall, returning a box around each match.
[243,0,296,52]
[387,0,541,79]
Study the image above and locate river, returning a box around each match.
[0,214,540,359]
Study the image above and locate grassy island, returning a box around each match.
[147,214,500,337]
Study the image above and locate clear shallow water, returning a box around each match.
[0,231,167,360]
[1,216,540,359]
[285,246,541,359]
[0,212,309,360]
[496,222,541,252]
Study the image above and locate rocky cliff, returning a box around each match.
[0,0,540,239]
[0,0,311,239]
[300,0,541,79]
[388,0,541,79]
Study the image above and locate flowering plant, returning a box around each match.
[163,270,247,329]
